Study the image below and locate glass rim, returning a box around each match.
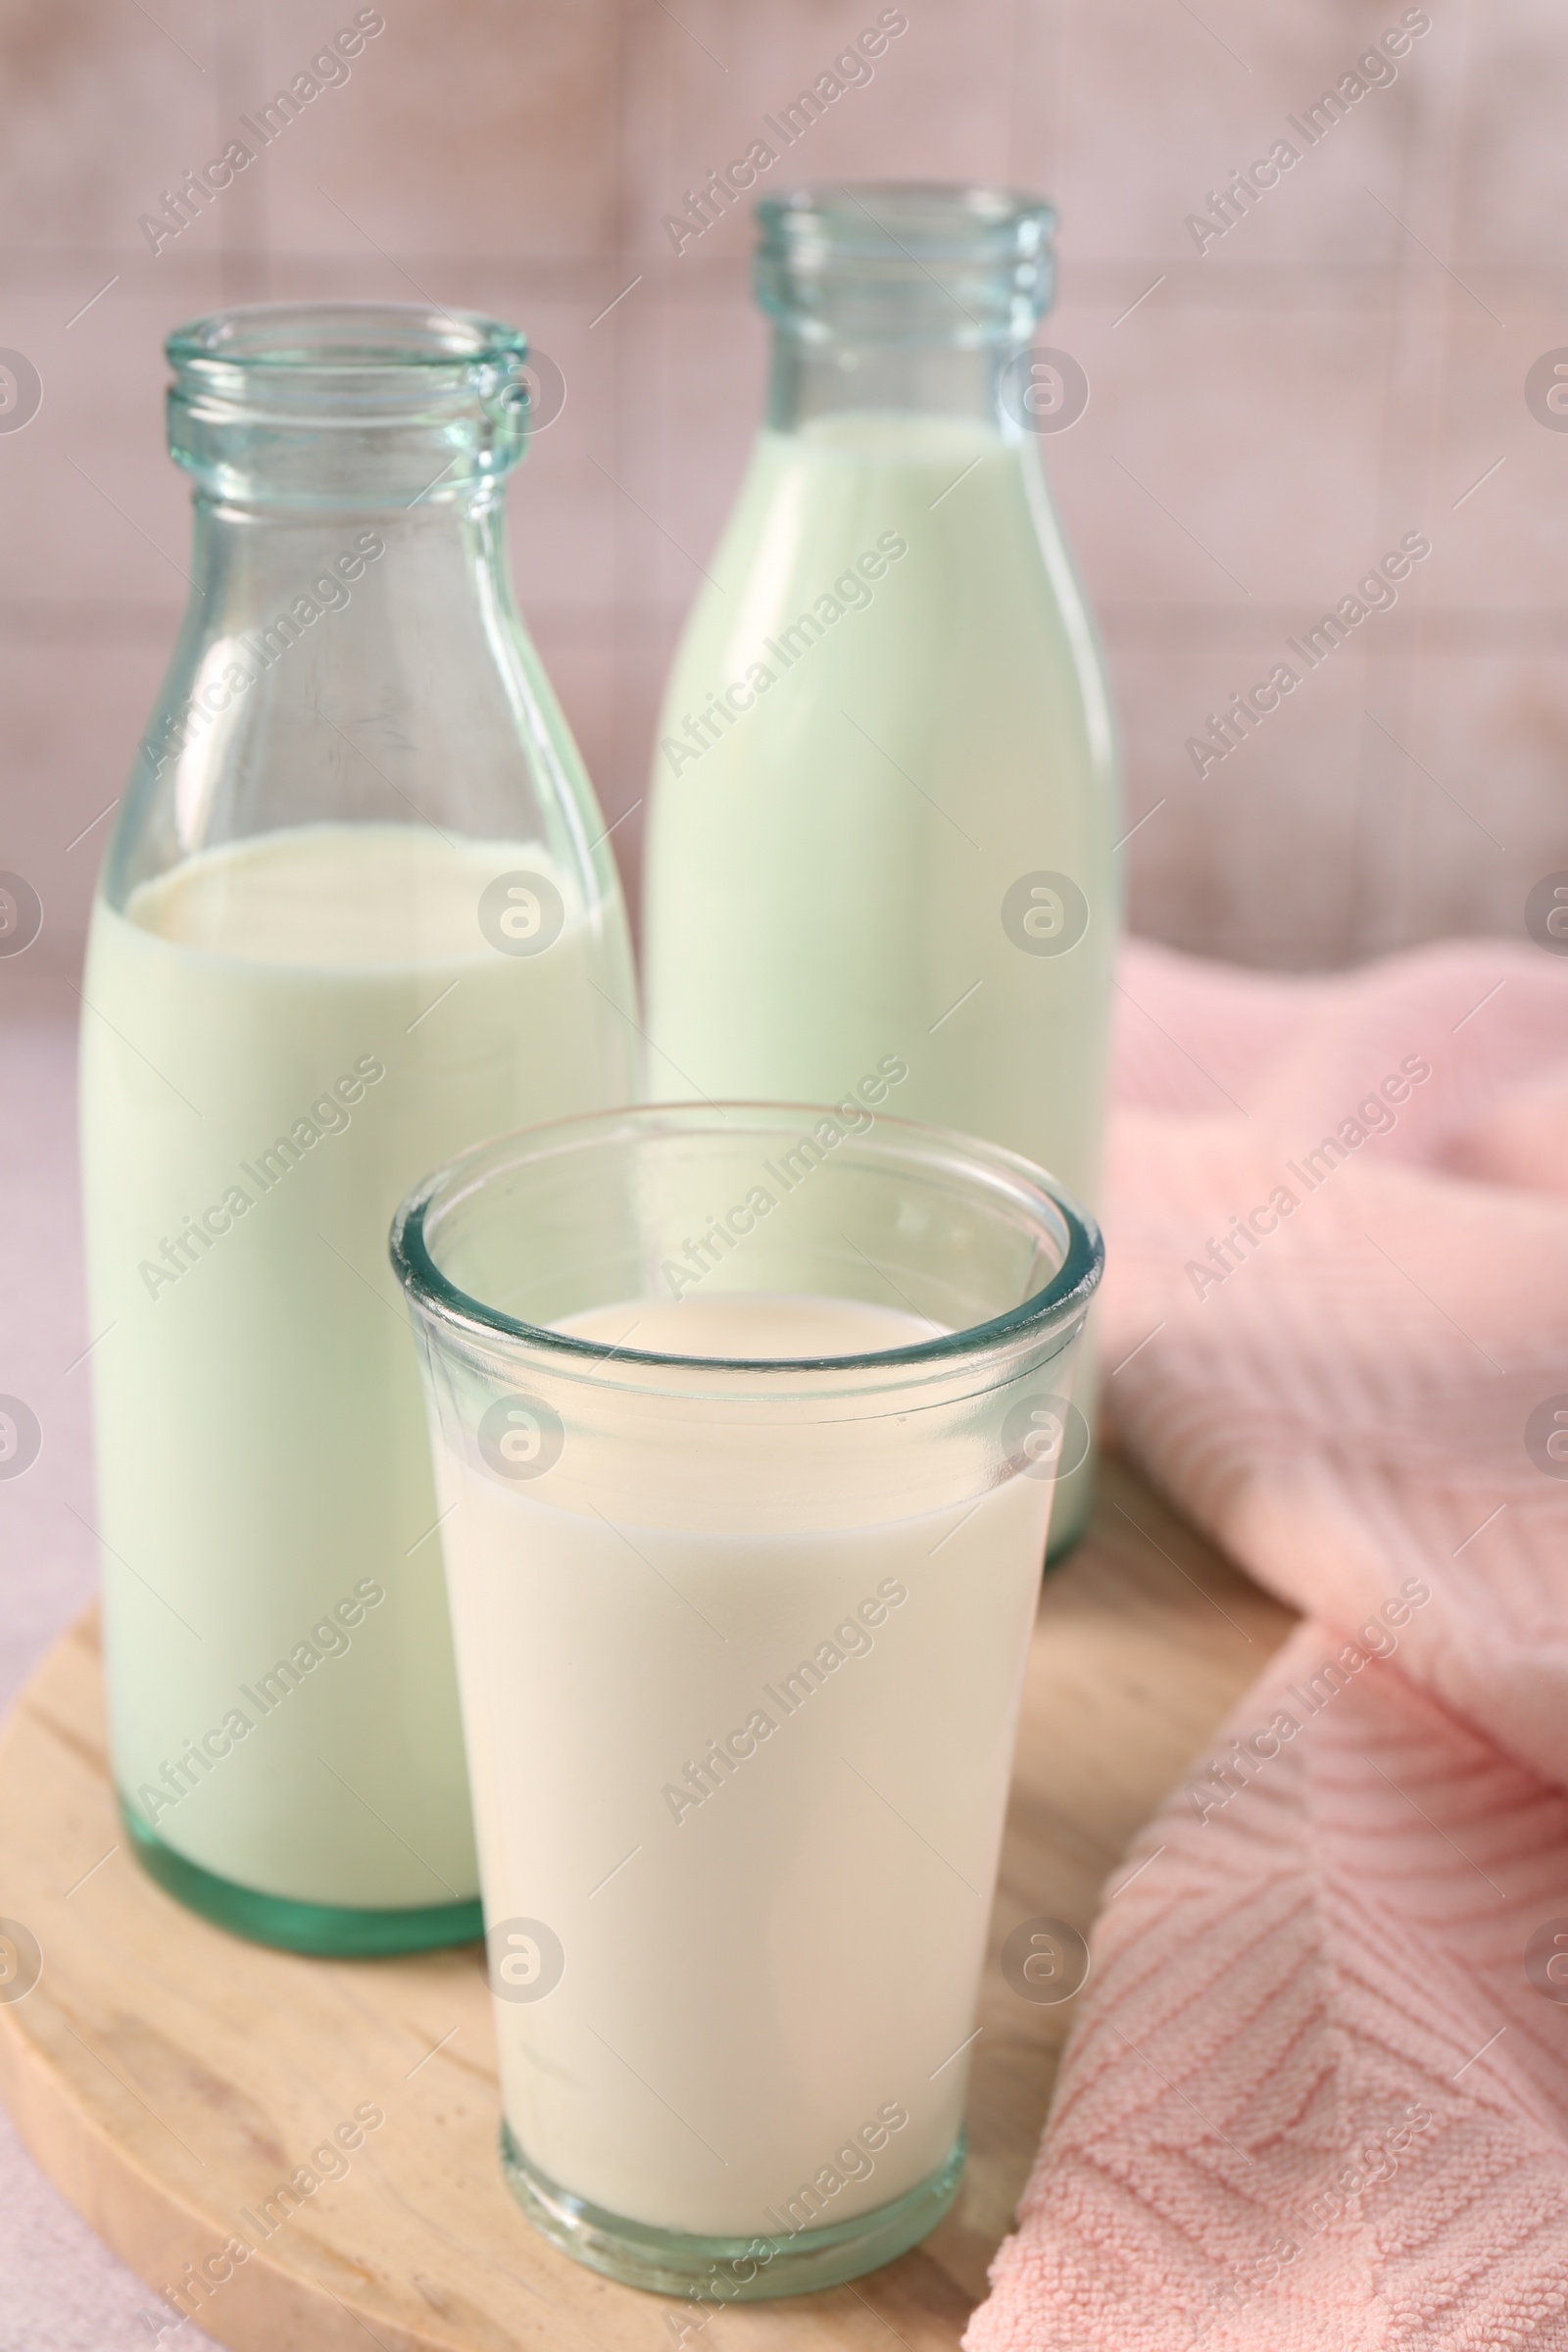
[389,1102,1102,1382]
[166,300,529,376]
[756,180,1056,257]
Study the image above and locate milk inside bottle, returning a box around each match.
[79,306,639,1952]
[642,186,1121,1555]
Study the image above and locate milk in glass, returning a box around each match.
[437,1294,1052,2236]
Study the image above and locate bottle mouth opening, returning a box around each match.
[168,301,527,379]
[166,301,531,432]
[164,302,534,500]
[757,181,1055,264]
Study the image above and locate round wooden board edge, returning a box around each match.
[0,1611,459,2352]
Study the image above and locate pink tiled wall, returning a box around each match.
[2,0,1563,987]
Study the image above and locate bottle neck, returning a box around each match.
[186,476,505,570]
[166,303,532,510]
[174,481,509,660]
[765,331,1021,433]
[137,482,516,809]
[755,184,1054,435]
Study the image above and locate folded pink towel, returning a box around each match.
[967,936,1568,2352]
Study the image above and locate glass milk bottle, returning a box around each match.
[79,304,639,1953]
[642,184,1120,1557]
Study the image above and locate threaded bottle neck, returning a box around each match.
[165,302,534,510]
[756,183,1055,350]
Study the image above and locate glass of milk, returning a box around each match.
[79,307,638,1953]
[391,1102,1102,2298]
[642,184,1122,1562]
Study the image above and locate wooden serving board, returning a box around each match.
[0,1460,1294,2351]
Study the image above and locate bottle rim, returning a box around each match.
[754,181,1055,343]
[757,180,1056,264]
[165,300,532,447]
[167,301,528,379]
[163,302,535,494]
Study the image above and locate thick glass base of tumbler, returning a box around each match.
[500,2120,966,2299]
[119,1795,482,1957]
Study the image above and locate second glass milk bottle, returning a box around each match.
[79,304,639,1951]
[642,185,1121,1555]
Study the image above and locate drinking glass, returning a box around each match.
[391,1102,1102,2298]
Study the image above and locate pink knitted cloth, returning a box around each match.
[967,936,1568,2352]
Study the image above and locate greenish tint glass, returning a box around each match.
[755,179,1057,426]
[120,1794,483,1957]
[641,188,1122,1566]
[500,2122,968,2301]
[81,304,639,1958]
